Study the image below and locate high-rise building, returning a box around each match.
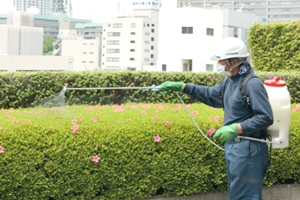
[13,0,72,17]
[100,0,161,71]
[177,0,300,22]
[13,0,52,15]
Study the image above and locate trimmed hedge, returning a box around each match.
[0,103,299,199]
[248,20,300,72]
[0,71,299,109]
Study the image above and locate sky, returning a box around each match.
[0,0,134,23]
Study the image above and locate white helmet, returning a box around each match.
[210,37,249,61]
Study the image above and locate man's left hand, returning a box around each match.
[213,123,238,142]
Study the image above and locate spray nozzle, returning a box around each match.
[141,84,163,92]
[62,83,68,93]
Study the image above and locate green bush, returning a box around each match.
[248,20,300,71]
[0,71,299,109]
[0,103,299,199]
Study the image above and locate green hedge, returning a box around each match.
[248,20,300,72]
[0,103,299,199]
[0,71,299,109]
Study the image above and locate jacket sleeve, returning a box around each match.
[240,77,274,134]
[183,80,227,108]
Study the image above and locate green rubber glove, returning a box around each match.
[159,81,185,92]
[213,123,238,142]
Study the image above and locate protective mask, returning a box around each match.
[216,63,231,77]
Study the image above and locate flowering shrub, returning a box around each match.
[0,103,299,199]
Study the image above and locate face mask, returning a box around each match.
[216,63,231,77]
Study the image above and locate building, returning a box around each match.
[13,0,52,16]
[0,14,93,38]
[53,21,102,71]
[0,11,73,72]
[0,11,43,55]
[13,0,72,17]
[157,1,264,72]
[177,0,300,22]
[101,0,161,71]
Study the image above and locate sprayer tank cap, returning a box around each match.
[264,76,286,87]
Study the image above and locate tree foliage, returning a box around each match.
[43,36,56,55]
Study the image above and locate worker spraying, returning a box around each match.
[159,37,276,200]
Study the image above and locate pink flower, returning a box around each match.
[72,125,79,134]
[72,119,77,124]
[164,120,169,125]
[143,105,151,109]
[91,118,97,122]
[0,126,3,130]
[141,111,146,114]
[131,105,139,109]
[192,110,198,115]
[90,155,100,163]
[153,136,161,143]
[79,118,84,122]
[207,128,216,137]
[7,110,14,114]
[214,116,220,121]
[13,120,18,124]
[115,108,125,112]
[22,119,27,124]
[153,115,158,119]
[0,146,4,153]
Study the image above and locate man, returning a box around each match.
[159,37,273,200]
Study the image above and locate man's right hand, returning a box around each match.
[159,81,185,92]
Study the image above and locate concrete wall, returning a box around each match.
[138,184,300,200]
[0,55,73,71]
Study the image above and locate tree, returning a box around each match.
[43,36,56,55]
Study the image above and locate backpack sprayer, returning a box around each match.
[61,76,291,151]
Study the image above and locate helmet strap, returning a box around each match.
[226,59,243,73]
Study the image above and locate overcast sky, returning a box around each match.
[0,0,133,23]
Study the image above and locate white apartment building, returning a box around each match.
[53,21,102,71]
[177,0,300,22]
[101,0,161,71]
[157,1,264,72]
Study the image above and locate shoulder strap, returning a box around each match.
[220,77,231,109]
[241,74,258,109]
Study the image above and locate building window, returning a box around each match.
[151,46,154,50]
[150,63,154,65]
[130,58,135,61]
[130,49,135,52]
[107,40,120,45]
[151,37,154,41]
[151,29,155,33]
[152,24,155,27]
[151,54,154,58]
[162,64,167,71]
[130,40,135,43]
[182,27,193,34]
[131,32,136,35]
[206,64,214,71]
[206,28,214,36]
[107,57,119,62]
[107,49,120,53]
[113,23,122,28]
[234,27,238,37]
[108,32,121,36]
[131,23,136,28]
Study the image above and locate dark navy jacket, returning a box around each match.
[183,71,273,137]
